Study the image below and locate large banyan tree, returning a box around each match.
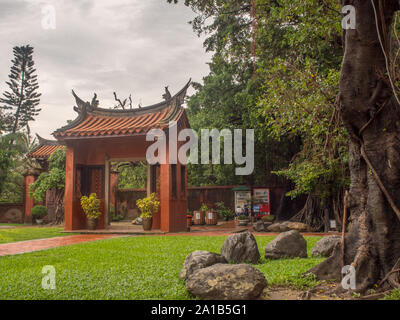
[310,0,400,293]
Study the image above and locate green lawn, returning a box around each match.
[384,288,400,300]
[0,223,26,227]
[0,235,324,300]
[0,227,71,244]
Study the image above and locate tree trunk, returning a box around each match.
[54,189,64,225]
[323,208,330,233]
[309,0,400,293]
[289,194,341,231]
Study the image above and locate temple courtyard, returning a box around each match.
[1,223,397,300]
[0,225,323,300]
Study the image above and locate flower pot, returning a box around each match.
[142,217,153,231]
[87,217,98,230]
[193,211,205,225]
[238,219,248,226]
[36,219,43,225]
[205,211,217,225]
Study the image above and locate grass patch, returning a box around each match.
[0,223,26,227]
[0,235,324,299]
[384,288,400,300]
[254,236,324,289]
[0,227,71,244]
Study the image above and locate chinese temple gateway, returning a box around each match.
[52,80,191,232]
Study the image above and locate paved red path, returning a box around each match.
[0,234,121,256]
[0,222,336,256]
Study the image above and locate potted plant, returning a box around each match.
[200,203,209,213]
[81,193,101,230]
[32,205,48,225]
[136,193,160,231]
[215,202,234,221]
[237,214,249,226]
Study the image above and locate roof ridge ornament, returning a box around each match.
[36,134,60,146]
[71,90,98,114]
[162,86,172,101]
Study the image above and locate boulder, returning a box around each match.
[311,236,341,257]
[253,220,265,232]
[279,221,291,232]
[180,250,226,280]
[266,221,291,232]
[132,217,143,225]
[221,230,260,264]
[288,222,312,232]
[266,223,281,232]
[186,263,268,300]
[265,230,307,259]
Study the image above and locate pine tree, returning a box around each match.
[0,45,41,135]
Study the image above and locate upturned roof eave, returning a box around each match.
[52,79,191,138]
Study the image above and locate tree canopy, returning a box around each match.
[0,45,41,134]
[168,0,348,228]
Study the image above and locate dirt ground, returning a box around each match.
[261,283,356,300]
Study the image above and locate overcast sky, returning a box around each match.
[0,0,211,139]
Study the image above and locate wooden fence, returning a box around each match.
[115,185,300,219]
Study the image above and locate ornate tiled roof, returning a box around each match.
[28,135,64,159]
[53,79,191,139]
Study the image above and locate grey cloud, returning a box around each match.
[0,0,210,138]
[0,0,27,19]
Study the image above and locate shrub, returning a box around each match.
[136,193,160,219]
[237,215,248,220]
[215,201,234,220]
[109,204,123,221]
[111,214,124,222]
[118,203,128,217]
[200,203,209,212]
[262,215,275,222]
[80,193,101,219]
[31,205,48,219]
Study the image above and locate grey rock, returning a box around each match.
[279,221,291,232]
[265,230,307,259]
[311,236,341,257]
[186,263,267,300]
[180,250,226,280]
[266,221,291,232]
[253,220,265,232]
[288,222,311,232]
[266,223,281,232]
[221,230,260,264]
[132,217,143,225]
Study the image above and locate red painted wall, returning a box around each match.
[0,204,24,223]
[63,135,187,232]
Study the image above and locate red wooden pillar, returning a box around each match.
[23,170,39,224]
[159,149,187,232]
[64,145,76,231]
